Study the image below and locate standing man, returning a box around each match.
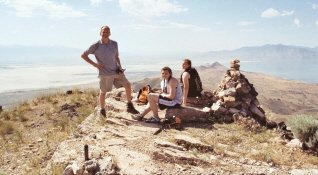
[81,25,139,117]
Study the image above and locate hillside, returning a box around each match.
[41,93,318,175]
[133,62,318,122]
[1,62,318,174]
[0,88,313,175]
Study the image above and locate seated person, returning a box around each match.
[180,58,203,106]
[132,67,182,123]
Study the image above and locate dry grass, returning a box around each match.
[50,163,65,175]
[1,85,318,174]
[0,88,98,175]
[198,123,318,168]
[0,120,14,139]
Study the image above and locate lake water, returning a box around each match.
[0,59,317,94]
[234,60,318,84]
[0,62,168,93]
[196,59,318,84]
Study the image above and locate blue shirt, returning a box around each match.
[84,40,119,76]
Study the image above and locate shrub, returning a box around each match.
[0,111,10,120]
[0,121,14,138]
[287,115,318,150]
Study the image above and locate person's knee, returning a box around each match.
[99,91,106,96]
[147,93,153,100]
[147,93,157,101]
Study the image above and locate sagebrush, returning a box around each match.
[287,115,318,150]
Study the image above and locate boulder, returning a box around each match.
[63,165,74,175]
[165,106,211,123]
[223,96,236,107]
[236,81,251,94]
[249,104,265,118]
[211,100,227,113]
[286,139,303,148]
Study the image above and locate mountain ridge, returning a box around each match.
[201,44,318,61]
[1,44,318,61]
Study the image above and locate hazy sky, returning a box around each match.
[1,0,318,55]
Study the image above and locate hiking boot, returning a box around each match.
[127,102,139,114]
[100,108,106,117]
[145,117,161,124]
[132,114,143,121]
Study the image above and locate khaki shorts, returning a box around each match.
[99,74,130,93]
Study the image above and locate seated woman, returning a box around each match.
[132,66,182,123]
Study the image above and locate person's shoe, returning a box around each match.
[145,117,161,124]
[127,102,139,114]
[132,114,143,121]
[100,108,106,117]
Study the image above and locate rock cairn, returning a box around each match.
[211,59,267,126]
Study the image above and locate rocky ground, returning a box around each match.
[40,89,318,175]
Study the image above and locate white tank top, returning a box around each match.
[160,77,183,104]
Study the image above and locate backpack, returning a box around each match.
[137,85,152,104]
[181,68,203,97]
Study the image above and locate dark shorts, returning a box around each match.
[158,95,181,110]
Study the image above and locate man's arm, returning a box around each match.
[182,72,190,105]
[81,53,104,70]
[114,42,123,70]
[115,56,123,70]
[163,79,177,99]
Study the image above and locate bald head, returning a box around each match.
[100,25,110,37]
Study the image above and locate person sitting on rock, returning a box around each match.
[180,58,203,106]
[132,67,183,123]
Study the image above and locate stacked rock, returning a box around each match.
[211,59,267,125]
[230,59,240,70]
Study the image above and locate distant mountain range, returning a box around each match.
[0,44,317,65]
[200,44,318,61]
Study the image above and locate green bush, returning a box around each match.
[287,115,318,150]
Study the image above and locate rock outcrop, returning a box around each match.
[41,88,315,175]
[165,106,212,123]
[210,59,268,126]
[164,59,273,128]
